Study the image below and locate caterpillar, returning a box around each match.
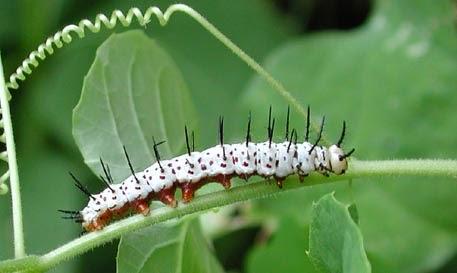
[60,106,354,232]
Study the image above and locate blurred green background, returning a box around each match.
[1,0,457,272]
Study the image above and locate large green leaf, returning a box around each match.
[308,193,371,273]
[73,30,197,180]
[242,0,457,272]
[247,218,318,273]
[117,218,225,273]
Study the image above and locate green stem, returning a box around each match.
[0,159,456,273]
[163,5,317,133]
[0,55,25,258]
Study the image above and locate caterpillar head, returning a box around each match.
[328,145,352,175]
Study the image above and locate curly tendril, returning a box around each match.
[7,6,168,89]
[5,4,311,139]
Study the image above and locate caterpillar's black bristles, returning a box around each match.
[192,131,195,152]
[305,105,310,141]
[309,116,325,155]
[293,128,298,145]
[287,128,296,152]
[219,116,226,160]
[99,158,115,191]
[246,111,252,147]
[152,137,166,171]
[342,148,355,159]
[106,164,113,183]
[99,175,114,193]
[267,106,272,140]
[337,121,346,147]
[58,209,79,214]
[123,146,140,184]
[69,172,95,200]
[269,118,275,148]
[185,125,191,156]
[61,214,82,220]
[285,105,290,140]
[75,219,84,223]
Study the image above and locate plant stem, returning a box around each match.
[0,159,455,272]
[0,55,25,258]
[162,5,319,134]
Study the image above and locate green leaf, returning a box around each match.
[117,218,225,273]
[347,203,359,224]
[308,193,371,273]
[247,218,318,273]
[242,0,457,272]
[73,30,197,180]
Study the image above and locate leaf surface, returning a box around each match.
[73,30,197,180]
[308,193,371,273]
[117,218,225,273]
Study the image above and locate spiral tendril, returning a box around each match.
[6,5,191,90]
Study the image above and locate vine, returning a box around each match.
[0,56,24,258]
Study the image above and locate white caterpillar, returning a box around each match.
[60,107,354,232]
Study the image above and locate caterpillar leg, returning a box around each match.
[239,173,252,182]
[215,174,232,189]
[132,199,150,216]
[182,186,195,203]
[298,174,308,182]
[275,177,284,189]
[180,181,205,203]
[158,186,177,208]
